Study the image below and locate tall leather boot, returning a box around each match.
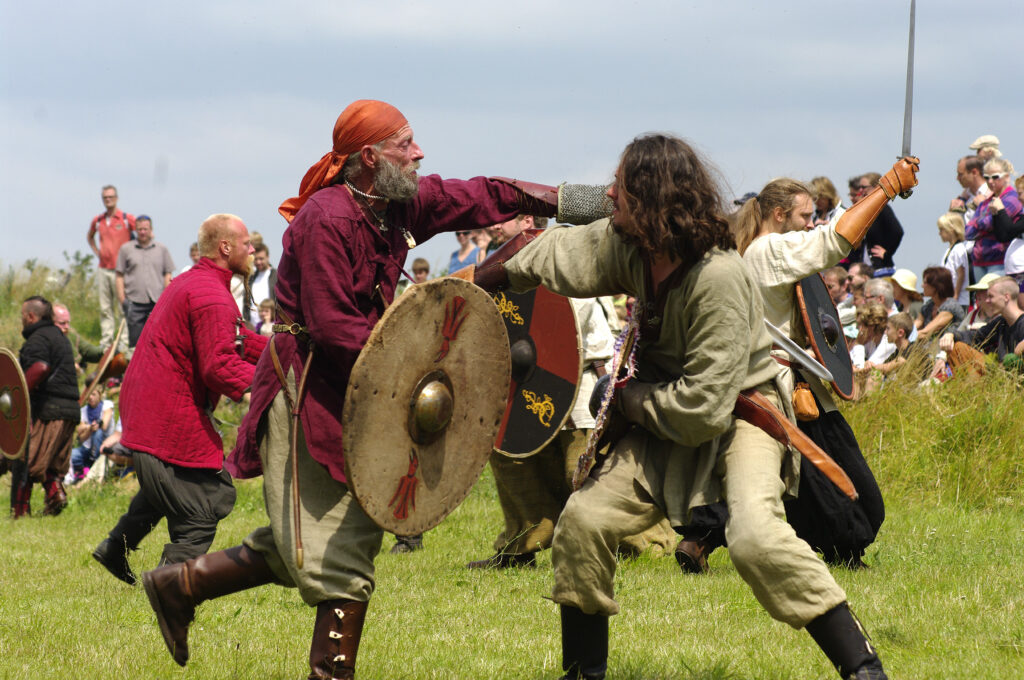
[141,544,277,666]
[559,604,608,680]
[308,599,368,680]
[806,602,888,679]
[10,465,32,518]
[41,474,68,516]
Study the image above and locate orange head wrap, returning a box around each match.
[278,100,409,222]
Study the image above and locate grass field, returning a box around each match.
[3,259,1023,678]
[2,462,1023,680]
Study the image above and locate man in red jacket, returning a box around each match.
[92,213,268,585]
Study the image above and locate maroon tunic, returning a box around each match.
[228,175,545,483]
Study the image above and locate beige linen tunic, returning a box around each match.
[506,220,794,522]
[742,227,852,410]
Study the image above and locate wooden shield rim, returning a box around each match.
[0,347,30,460]
[342,277,511,534]
[493,287,581,458]
[796,274,855,400]
[79,318,125,406]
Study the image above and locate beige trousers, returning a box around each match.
[490,429,676,557]
[244,371,383,606]
[550,416,847,629]
[97,268,128,353]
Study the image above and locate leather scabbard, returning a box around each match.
[733,388,858,501]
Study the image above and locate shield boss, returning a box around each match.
[343,277,511,535]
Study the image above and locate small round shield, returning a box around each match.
[796,273,854,400]
[491,286,581,458]
[0,347,31,460]
[343,277,511,535]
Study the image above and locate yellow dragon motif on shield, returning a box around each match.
[493,292,524,326]
[521,389,555,428]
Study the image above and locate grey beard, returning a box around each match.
[375,159,420,202]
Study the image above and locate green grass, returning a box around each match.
[2,465,1023,679]
[3,258,1023,678]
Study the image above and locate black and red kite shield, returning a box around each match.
[796,273,855,400]
[492,285,581,458]
[0,347,30,460]
[342,277,511,535]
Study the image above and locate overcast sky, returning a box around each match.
[3,1,1022,283]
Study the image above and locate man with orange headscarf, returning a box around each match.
[137,99,593,678]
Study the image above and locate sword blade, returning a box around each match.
[900,0,916,158]
[763,320,835,384]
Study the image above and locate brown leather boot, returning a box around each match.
[308,599,368,680]
[141,544,276,666]
[41,476,68,516]
[674,538,711,574]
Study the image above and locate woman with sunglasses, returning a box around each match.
[967,157,1021,281]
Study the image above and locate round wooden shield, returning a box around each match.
[342,277,511,535]
[796,273,855,400]
[492,286,581,458]
[0,347,31,460]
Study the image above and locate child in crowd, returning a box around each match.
[256,298,275,337]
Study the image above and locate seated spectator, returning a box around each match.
[847,262,874,287]
[967,158,1021,280]
[67,386,115,484]
[82,419,132,484]
[916,267,965,341]
[862,312,916,394]
[936,212,971,307]
[864,278,897,314]
[809,176,845,228]
[851,302,894,369]
[939,276,1024,375]
[255,298,275,337]
[448,229,479,274]
[395,257,430,297]
[889,269,923,320]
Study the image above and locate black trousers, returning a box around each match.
[107,450,236,565]
[123,300,155,347]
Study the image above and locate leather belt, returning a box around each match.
[732,388,858,501]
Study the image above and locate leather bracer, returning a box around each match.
[489,177,559,219]
[24,361,52,391]
[835,156,919,246]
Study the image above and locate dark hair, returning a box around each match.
[253,243,269,256]
[614,134,733,267]
[23,295,53,321]
[961,155,985,175]
[922,266,954,299]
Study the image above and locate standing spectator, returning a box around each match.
[857,172,904,276]
[115,215,175,353]
[950,155,991,224]
[245,243,277,327]
[992,175,1024,308]
[67,386,115,484]
[969,134,1001,161]
[968,158,1020,280]
[488,215,547,253]
[470,228,492,263]
[448,229,479,273]
[936,212,971,307]
[87,185,135,352]
[93,214,267,584]
[809,176,845,228]
[52,303,103,371]
[822,266,850,307]
[395,257,430,297]
[10,296,80,517]
[915,267,965,341]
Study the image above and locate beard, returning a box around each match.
[374,158,420,202]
